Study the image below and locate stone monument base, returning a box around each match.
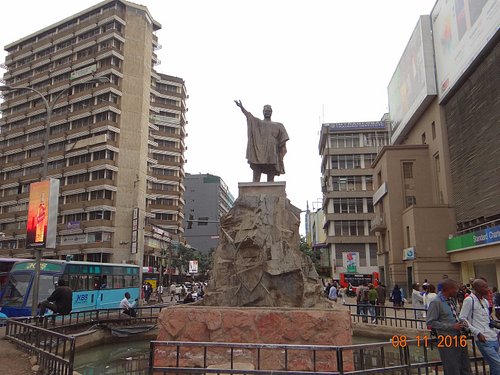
[156,306,353,372]
[204,181,322,308]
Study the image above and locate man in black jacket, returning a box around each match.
[37,278,72,317]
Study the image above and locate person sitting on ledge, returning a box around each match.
[37,278,72,319]
[120,292,137,317]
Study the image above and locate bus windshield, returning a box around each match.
[1,273,58,308]
[1,273,31,307]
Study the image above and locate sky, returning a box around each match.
[0,0,438,234]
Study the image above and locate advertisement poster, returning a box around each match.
[26,179,59,249]
[432,0,499,101]
[345,252,358,273]
[188,260,198,274]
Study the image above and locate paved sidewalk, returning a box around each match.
[0,327,33,374]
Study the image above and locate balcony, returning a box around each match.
[370,214,386,233]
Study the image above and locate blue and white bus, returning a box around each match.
[0,260,140,318]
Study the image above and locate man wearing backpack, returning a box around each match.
[357,282,370,323]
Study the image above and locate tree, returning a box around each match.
[299,235,321,272]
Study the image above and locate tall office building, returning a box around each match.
[0,0,188,268]
[183,173,235,254]
[319,121,389,279]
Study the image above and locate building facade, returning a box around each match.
[319,121,389,280]
[304,200,330,277]
[183,173,235,254]
[0,0,187,270]
[374,4,499,291]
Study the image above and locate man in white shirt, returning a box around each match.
[459,279,500,375]
[120,292,137,317]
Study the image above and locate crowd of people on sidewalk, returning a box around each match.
[322,275,500,374]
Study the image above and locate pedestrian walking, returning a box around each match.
[157,284,164,303]
[459,279,500,375]
[390,284,403,308]
[357,282,370,323]
[426,279,472,375]
[412,283,425,319]
[376,283,386,320]
[368,284,378,323]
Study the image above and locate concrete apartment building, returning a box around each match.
[372,4,499,291]
[183,173,235,254]
[319,121,389,280]
[0,0,188,269]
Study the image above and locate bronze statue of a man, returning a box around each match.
[235,100,289,182]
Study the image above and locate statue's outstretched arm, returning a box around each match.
[234,99,248,116]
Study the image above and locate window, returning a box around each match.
[154,213,174,220]
[365,176,373,191]
[332,198,364,214]
[68,154,91,166]
[402,162,413,179]
[331,155,361,169]
[431,122,436,140]
[95,111,118,123]
[333,220,366,236]
[65,193,88,203]
[89,211,112,220]
[65,213,87,222]
[364,154,376,167]
[421,132,426,144]
[405,196,417,208]
[91,170,113,180]
[90,190,113,200]
[366,198,374,213]
[72,117,92,129]
[67,174,89,185]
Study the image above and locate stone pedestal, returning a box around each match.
[156,306,353,372]
[203,182,322,307]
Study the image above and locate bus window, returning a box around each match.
[111,275,125,288]
[100,275,108,289]
[26,274,58,306]
[92,276,101,290]
[69,274,80,291]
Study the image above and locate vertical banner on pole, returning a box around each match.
[26,179,60,249]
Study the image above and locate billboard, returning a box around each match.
[26,179,60,249]
[343,252,358,273]
[324,122,386,131]
[388,16,437,144]
[188,260,198,274]
[432,0,500,102]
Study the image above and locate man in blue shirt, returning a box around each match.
[426,278,472,375]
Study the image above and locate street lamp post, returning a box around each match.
[0,76,109,316]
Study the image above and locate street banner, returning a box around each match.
[26,179,60,248]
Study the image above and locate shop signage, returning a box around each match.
[447,225,500,252]
[402,247,416,260]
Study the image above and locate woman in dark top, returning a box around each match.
[391,284,403,308]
